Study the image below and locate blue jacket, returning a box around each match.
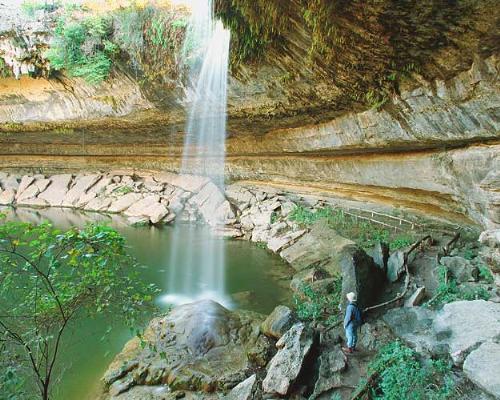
[344,302,362,329]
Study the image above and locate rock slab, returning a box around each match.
[261,305,295,339]
[463,341,500,399]
[262,323,314,395]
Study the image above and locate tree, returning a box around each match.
[0,216,158,400]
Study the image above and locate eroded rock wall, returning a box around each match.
[0,57,498,228]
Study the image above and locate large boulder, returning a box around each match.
[384,300,500,365]
[261,305,295,339]
[433,300,500,364]
[341,247,385,310]
[281,221,384,309]
[310,346,347,399]
[463,341,500,399]
[262,323,315,395]
[101,301,269,398]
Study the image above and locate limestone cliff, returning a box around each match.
[0,1,498,228]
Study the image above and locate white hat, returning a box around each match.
[346,292,357,302]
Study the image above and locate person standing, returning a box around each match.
[343,292,362,354]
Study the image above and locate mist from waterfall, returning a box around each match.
[162,0,231,307]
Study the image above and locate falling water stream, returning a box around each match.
[163,0,232,307]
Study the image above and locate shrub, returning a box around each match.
[114,185,134,195]
[478,264,494,283]
[0,218,158,399]
[45,14,117,84]
[293,276,342,325]
[366,341,456,400]
[21,0,60,17]
[288,205,417,250]
[428,265,490,307]
[0,58,12,78]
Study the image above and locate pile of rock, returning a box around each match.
[101,301,321,400]
[0,172,235,228]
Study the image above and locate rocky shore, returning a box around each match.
[2,170,499,399]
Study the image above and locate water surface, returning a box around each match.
[1,207,292,400]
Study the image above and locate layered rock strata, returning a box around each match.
[1,57,498,228]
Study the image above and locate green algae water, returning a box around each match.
[1,207,292,400]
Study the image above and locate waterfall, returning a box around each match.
[161,0,231,307]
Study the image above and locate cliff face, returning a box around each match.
[0,1,498,228]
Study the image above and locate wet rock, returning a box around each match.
[189,182,226,226]
[62,174,101,207]
[463,341,500,398]
[38,174,73,206]
[440,256,479,283]
[102,301,267,397]
[262,323,314,395]
[261,305,295,339]
[213,226,243,238]
[405,287,426,307]
[310,346,347,399]
[170,174,210,193]
[148,203,169,224]
[225,374,258,400]
[17,197,48,208]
